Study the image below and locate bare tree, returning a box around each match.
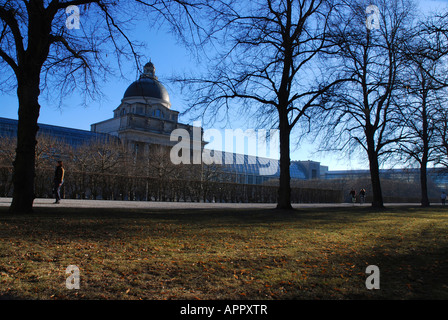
[145,145,181,200]
[0,0,206,213]
[318,0,415,209]
[177,0,347,209]
[396,13,448,207]
[34,133,68,198]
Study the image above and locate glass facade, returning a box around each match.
[203,150,309,183]
[0,117,313,185]
[0,117,113,147]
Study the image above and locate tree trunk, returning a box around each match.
[277,110,292,210]
[420,131,430,207]
[6,2,51,213]
[420,98,430,207]
[9,77,41,213]
[420,160,430,207]
[368,155,384,209]
[366,128,384,209]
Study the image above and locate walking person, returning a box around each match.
[359,188,366,205]
[53,160,65,204]
[350,188,356,205]
[441,191,447,206]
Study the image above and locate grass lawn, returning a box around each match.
[0,205,447,300]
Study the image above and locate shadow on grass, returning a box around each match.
[281,237,448,300]
[0,294,25,300]
[1,204,447,299]
[0,205,443,241]
[1,202,431,218]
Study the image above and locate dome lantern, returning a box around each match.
[141,61,157,80]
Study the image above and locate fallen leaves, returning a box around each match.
[0,206,447,299]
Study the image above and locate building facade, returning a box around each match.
[4,62,444,192]
[0,62,320,185]
[90,62,204,158]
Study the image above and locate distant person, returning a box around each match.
[441,191,447,206]
[359,188,366,204]
[53,160,65,204]
[350,189,356,204]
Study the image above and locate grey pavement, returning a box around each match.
[0,197,424,210]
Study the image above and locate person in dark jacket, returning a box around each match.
[359,188,366,204]
[53,161,65,204]
[349,188,356,204]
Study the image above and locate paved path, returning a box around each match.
[0,197,424,210]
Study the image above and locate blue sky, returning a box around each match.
[0,0,447,171]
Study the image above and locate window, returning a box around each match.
[155,110,160,117]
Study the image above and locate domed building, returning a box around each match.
[0,61,329,190]
[90,61,319,182]
[91,61,203,157]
